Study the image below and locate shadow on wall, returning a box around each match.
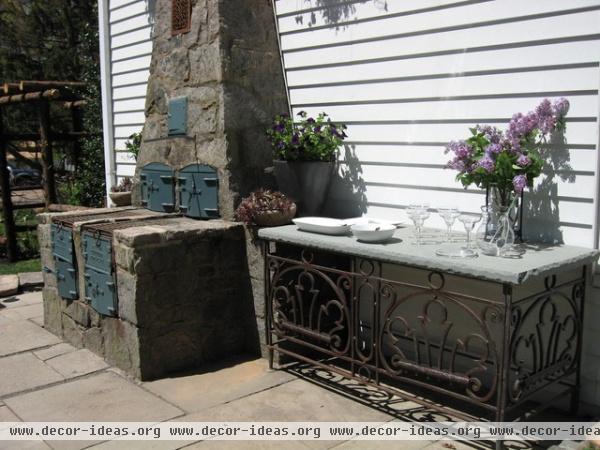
[522,131,574,245]
[323,144,368,218]
[295,0,388,29]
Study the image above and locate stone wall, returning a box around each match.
[135,0,288,220]
[39,210,260,380]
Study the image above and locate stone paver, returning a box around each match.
[0,406,52,450]
[332,439,432,449]
[18,272,44,289]
[33,343,77,361]
[0,320,61,356]
[0,353,63,397]
[176,379,394,450]
[1,302,43,321]
[29,315,44,327]
[5,371,183,422]
[1,291,44,310]
[0,274,19,297]
[143,358,295,413]
[45,349,109,378]
[184,441,312,449]
[6,372,184,450]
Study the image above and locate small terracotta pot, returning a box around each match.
[109,191,132,207]
[253,203,297,227]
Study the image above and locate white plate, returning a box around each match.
[351,223,396,243]
[293,217,351,235]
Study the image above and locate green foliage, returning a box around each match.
[69,4,105,207]
[266,111,347,162]
[125,132,142,161]
[0,258,41,275]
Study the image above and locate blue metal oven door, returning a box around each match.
[140,162,175,213]
[50,224,78,300]
[178,164,219,219]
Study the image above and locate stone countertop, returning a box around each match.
[258,225,600,285]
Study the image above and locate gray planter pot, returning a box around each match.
[273,160,335,216]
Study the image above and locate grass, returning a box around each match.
[0,258,41,275]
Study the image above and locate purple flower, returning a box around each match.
[536,99,556,134]
[513,174,528,193]
[487,143,502,154]
[477,125,503,144]
[306,117,315,124]
[291,133,300,146]
[276,140,285,149]
[508,111,539,139]
[273,123,285,133]
[445,140,473,159]
[553,97,570,117]
[314,126,321,133]
[516,154,531,167]
[476,156,495,173]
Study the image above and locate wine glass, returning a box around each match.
[458,213,481,254]
[407,208,430,245]
[437,207,460,242]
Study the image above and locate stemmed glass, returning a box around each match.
[437,207,460,242]
[407,203,430,245]
[458,213,481,257]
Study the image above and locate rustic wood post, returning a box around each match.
[38,101,57,206]
[0,110,18,261]
[71,107,83,170]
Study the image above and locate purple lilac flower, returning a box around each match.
[536,99,556,134]
[447,157,466,171]
[477,125,503,144]
[445,140,473,159]
[513,174,528,193]
[476,156,495,173]
[508,111,539,139]
[487,142,502,154]
[516,154,531,167]
[553,97,570,117]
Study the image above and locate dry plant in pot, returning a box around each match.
[109,177,133,206]
[235,189,297,227]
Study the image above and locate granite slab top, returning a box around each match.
[258,225,600,285]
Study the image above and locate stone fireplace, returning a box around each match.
[39,0,287,380]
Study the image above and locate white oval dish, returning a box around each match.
[351,223,396,243]
[293,217,351,235]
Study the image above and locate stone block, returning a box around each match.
[0,319,61,357]
[18,271,44,289]
[0,275,19,297]
[0,353,63,397]
[45,349,109,378]
[43,287,63,335]
[61,314,84,348]
[102,318,141,378]
[82,326,104,356]
[64,300,90,327]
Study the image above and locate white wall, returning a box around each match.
[275,0,600,249]
[273,0,600,409]
[99,0,153,192]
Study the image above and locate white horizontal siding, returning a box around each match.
[275,0,600,249]
[99,0,151,192]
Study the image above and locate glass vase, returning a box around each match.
[476,185,519,256]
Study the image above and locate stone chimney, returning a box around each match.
[135,0,288,219]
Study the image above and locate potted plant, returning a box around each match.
[266,111,347,216]
[109,177,133,207]
[235,189,297,227]
[445,97,570,242]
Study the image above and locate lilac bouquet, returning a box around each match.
[445,98,570,204]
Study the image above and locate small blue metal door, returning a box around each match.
[49,224,78,300]
[82,231,117,317]
[140,163,175,213]
[178,164,219,219]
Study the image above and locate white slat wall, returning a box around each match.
[106,0,153,181]
[275,0,600,248]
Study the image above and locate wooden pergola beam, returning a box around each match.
[0,89,62,105]
[19,80,86,92]
[62,99,88,109]
[3,131,97,141]
[2,83,20,95]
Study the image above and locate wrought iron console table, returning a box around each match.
[259,225,599,424]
